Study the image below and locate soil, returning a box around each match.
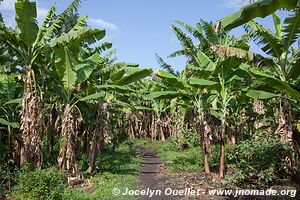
[138,147,224,200]
[138,146,299,200]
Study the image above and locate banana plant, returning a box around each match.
[48,13,152,175]
[239,13,300,146]
[190,55,250,179]
[0,73,21,158]
[169,19,228,71]
[0,0,83,169]
[82,64,152,174]
[50,47,103,175]
[147,68,216,176]
[169,19,255,77]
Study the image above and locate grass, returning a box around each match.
[63,140,140,200]
[12,140,141,200]
[134,139,204,172]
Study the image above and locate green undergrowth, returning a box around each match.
[132,134,233,174]
[63,140,140,200]
[12,140,140,200]
[133,133,292,189]
[133,134,206,172]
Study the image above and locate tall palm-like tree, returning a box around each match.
[219,0,300,179]
[82,63,152,174]
[163,19,254,177]
[242,13,300,145]
[0,0,84,169]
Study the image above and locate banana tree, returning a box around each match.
[190,56,250,179]
[239,13,300,146]
[0,0,83,169]
[169,19,230,74]
[47,14,114,175]
[147,68,215,176]
[159,47,250,179]
[81,64,152,174]
[0,73,22,168]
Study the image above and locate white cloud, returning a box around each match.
[221,0,249,8]
[0,0,15,11]
[87,18,118,31]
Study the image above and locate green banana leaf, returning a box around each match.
[50,27,105,47]
[196,50,216,71]
[115,68,152,86]
[79,91,106,102]
[43,0,81,42]
[155,69,190,90]
[62,46,77,97]
[0,74,16,99]
[111,69,126,82]
[75,53,101,84]
[249,68,300,100]
[4,98,22,106]
[219,0,299,30]
[0,118,19,128]
[95,85,135,93]
[189,78,218,86]
[246,90,280,99]
[283,10,300,49]
[15,0,39,46]
[144,91,181,100]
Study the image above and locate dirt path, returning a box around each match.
[138,147,224,200]
[137,146,299,200]
[138,147,177,200]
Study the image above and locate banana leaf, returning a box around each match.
[219,0,299,30]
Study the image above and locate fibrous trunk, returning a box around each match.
[158,118,165,141]
[151,114,157,140]
[200,114,211,176]
[276,95,293,145]
[219,121,226,179]
[276,94,300,180]
[202,120,212,176]
[57,104,78,176]
[87,101,108,174]
[20,69,42,169]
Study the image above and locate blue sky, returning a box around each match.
[0,0,279,71]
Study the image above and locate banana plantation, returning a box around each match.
[0,0,300,199]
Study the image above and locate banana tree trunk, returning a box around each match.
[230,133,236,149]
[87,101,106,174]
[276,94,300,180]
[276,94,293,145]
[127,112,135,139]
[158,118,165,141]
[203,118,211,176]
[20,69,42,169]
[219,119,226,179]
[151,114,156,140]
[166,114,173,137]
[57,104,78,176]
[198,112,211,176]
[160,126,164,141]
[238,108,247,141]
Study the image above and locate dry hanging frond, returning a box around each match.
[20,72,42,169]
[252,99,265,115]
